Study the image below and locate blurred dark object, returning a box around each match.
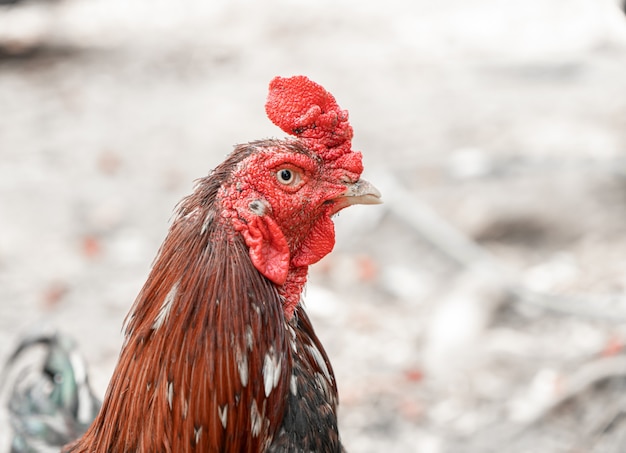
[0,0,64,59]
[1,330,100,453]
[0,0,60,4]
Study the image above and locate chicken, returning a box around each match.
[2,329,100,453]
[4,75,381,452]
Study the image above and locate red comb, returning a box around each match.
[265,76,354,161]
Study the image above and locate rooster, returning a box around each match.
[3,75,381,452]
[2,329,100,453]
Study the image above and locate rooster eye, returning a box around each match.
[277,169,295,185]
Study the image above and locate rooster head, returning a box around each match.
[216,76,381,319]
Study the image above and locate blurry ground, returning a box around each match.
[1,0,626,452]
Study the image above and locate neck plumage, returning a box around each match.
[65,168,294,452]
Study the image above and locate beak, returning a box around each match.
[332,178,383,213]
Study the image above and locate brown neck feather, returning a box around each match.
[65,149,293,452]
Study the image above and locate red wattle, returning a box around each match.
[239,215,290,285]
[291,214,336,268]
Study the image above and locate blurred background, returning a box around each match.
[1,0,626,451]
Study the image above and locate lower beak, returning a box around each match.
[332,178,383,213]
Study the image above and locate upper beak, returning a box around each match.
[332,178,383,213]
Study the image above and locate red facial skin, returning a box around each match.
[221,142,363,319]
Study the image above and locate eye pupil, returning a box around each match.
[279,169,292,182]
